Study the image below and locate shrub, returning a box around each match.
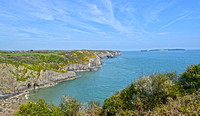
[57,52,65,55]
[179,64,200,93]
[102,72,179,115]
[14,98,63,116]
[0,51,5,53]
[14,97,82,116]
[86,101,102,116]
[151,89,200,115]
[59,96,82,116]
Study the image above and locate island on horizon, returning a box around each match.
[141,49,185,52]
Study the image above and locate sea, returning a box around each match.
[28,50,200,105]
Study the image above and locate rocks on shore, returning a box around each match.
[0,92,28,116]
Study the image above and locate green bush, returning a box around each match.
[59,96,82,116]
[102,72,179,115]
[151,89,200,115]
[14,97,82,116]
[179,64,200,93]
[85,101,102,116]
[102,64,200,115]
[14,98,63,116]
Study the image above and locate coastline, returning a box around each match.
[0,50,121,115]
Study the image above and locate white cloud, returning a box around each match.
[143,1,176,23]
[159,11,192,30]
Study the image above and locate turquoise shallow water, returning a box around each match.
[29,50,200,105]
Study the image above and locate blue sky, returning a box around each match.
[0,0,200,50]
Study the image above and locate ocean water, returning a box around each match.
[28,50,200,105]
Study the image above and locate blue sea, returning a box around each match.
[28,50,200,105]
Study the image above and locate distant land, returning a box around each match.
[141,49,185,52]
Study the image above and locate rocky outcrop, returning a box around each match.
[39,70,76,85]
[93,51,121,59]
[63,51,121,72]
[64,56,103,72]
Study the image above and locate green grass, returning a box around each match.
[0,52,58,56]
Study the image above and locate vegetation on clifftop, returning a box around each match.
[0,50,99,81]
[14,64,200,115]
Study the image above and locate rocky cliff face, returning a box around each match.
[64,55,102,72]
[94,51,121,58]
[0,63,76,99]
[39,70,76,85]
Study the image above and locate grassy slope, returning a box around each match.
[0,52,58,56]
[0,50,99,81]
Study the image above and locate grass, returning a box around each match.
[0,52,58,56]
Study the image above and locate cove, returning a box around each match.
[28,50,200,105]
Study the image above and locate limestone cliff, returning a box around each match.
[63,50,121,72]
[93,50,121,59]
[0,63,76,99]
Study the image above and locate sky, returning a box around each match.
[0,0,200,50]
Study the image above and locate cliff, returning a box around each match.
[0,63,76,99]
[63,50,121,72]
[91,50,121,59]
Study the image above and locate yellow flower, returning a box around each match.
[6,89,12,93]
[72,52,77,55]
